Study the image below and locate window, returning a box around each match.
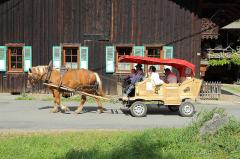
[0,44,32,73]
[52,45,88,69]
[105,45,173,74]
[116,46,133,72]
[8,47,23,72]
[63,47,79,69]
[146,47,162,58]
[106,45,145,73]
[146,47,163,72]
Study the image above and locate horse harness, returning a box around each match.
[44,63,53,83]
[44,65,99,95]
[71,69,99,94]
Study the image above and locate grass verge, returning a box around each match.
[16,93,114,103]
[15,93,36,100]
[0,108,239,159]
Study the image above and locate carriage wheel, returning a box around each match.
[179,102,195,117]
[130,101,147,117]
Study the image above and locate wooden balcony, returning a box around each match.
[207,52,240,59]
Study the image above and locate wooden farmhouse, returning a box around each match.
[0,0,239,94]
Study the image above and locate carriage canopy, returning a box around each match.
[118,55,196,76]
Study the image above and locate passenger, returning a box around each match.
[164,68,177,83]
[124,69,136,85]
[179,68,192,82]
[149,66,164,86]
[125,63,144,97]
[185,68,193,80]
[132,63,144,83]
[123,69,136,93]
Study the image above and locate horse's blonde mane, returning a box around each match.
[32,65,48,75]
[94,72,104,96]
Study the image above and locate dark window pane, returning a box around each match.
[117,47,132,56]
[11,48,17,55]
[72,55,77,62]
[72,48,78,56]
[11,63,16,68]
[17,48,22,55]
[66,56,71,62]
[17,63,22,68]
[11,56,16,62]
[17,56,22,62]
[148,48,160,58]
[65,49,71,56]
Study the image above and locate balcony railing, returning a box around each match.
[207,52,240,59]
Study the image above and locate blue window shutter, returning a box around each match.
[163,46,174,70]
[24,46,32,72]
[133,46,145,56]
[52,46,62,68]
[133,46,145,68]
[0,46,7,72]
[106,46,115,73]
[163,46,173,59]
[80,47,88,69]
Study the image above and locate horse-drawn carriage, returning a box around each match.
[27,56,202,117]
[118,55,203,117]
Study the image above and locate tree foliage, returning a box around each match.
[208,52,240,66]
[208,59,231,66]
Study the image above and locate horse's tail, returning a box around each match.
[94,72,105,96]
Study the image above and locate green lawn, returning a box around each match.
[0,109,239,159]
[222,84,240,94]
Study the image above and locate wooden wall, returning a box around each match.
[111,0,201,67]
[0,0,201,94]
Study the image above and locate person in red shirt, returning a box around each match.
[164,68,177,83]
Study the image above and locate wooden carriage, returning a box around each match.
[118,55,203,117]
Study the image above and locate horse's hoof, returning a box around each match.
[63,107,70,113]
[75,109,83,114]
[61,106,70,113]
[97,109,104,114]
[50,108,59,113]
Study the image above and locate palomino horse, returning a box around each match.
[27,66,105,114]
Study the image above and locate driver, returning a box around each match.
[124,63,144,97]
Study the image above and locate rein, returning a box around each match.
[45,65,53,83]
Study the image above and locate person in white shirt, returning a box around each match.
[164,68,177,83]
[149,66,164,86]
